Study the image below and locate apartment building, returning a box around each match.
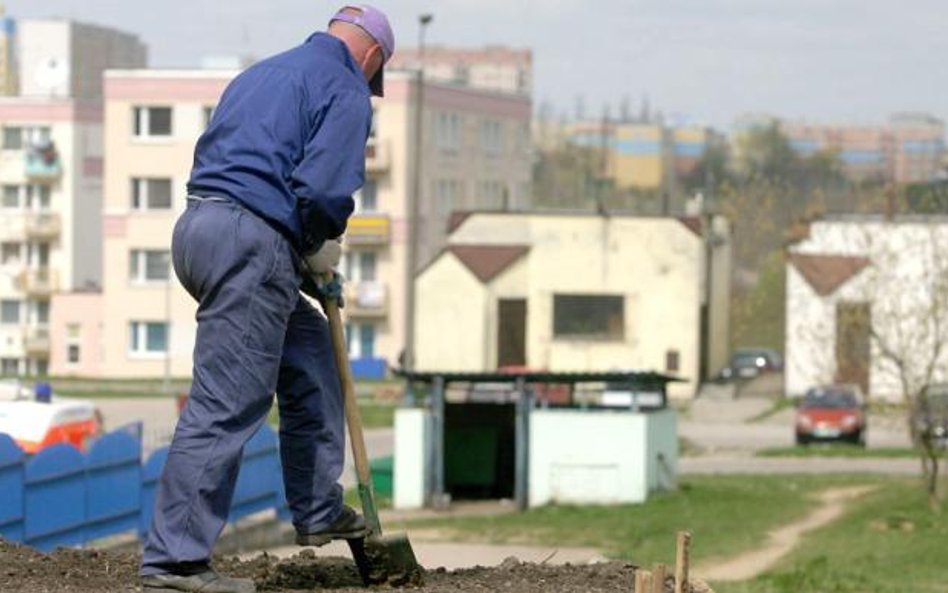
[0,98,103,376]
[388,46,531,96]
[564,119,718,192]
[86,70,234,379]
[51,66,531,380]
[0,19,144,378]
[17,19,146,99]
[347,71,532,375]
[0,8,15,95]
[738,113,945,184]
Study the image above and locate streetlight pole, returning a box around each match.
[403,13,432,372]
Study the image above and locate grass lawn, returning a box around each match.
[52,378,403,431]
[756,445,921,458]
[398,474,946,592]
[716,478,948,593]
[267,399,397,430]
[400,475,881,570]
[746,397,795,423]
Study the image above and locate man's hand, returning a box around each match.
[300,271,346,310]
[303,239,342,275]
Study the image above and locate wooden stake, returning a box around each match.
[675,531,692,593]
[651,563,667,593]
[635,569,652,592]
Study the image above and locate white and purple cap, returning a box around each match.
[329,4,395,97]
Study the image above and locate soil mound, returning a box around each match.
[0,539,710,592]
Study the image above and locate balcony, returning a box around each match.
[17,268,58,296]
[347,214,390,246]
[25,144,63,181]
[344,281,389,318]
[24,326,51,355]
[365,138,390,173]
[24,212,61,239]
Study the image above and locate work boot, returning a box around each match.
[295,505,369,546]
[141,569,256,593]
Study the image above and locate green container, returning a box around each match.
[369,455,394,498]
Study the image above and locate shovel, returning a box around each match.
[323,296,424,587]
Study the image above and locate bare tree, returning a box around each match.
[786,211,948,508]
[860,220,948,508]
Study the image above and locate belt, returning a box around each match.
[186,194,231,203]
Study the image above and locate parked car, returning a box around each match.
[719,348,783,381]
[795,384,866,446]
[916,384,948,449]
[0,383,103,454]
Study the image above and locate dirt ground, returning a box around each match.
[0,539,713,593]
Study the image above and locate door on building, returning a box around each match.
[835,302,871,395]
[496,299,527,368]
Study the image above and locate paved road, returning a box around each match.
[94,398,394,483]
[680,454,921,475]
[96,388,917,479]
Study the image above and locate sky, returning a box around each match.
[4,0,947,129]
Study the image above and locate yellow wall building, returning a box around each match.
[414,212,732,399]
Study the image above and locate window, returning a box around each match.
[666,350,680,373]
[203,105,215,129]
[355,179,378,212]
[435,112,462,152]
[129,321,168,354]
[1,185,18,208]
[2,127,22,150]
[133,106,173,138]
[553,294,625,340]
[369,107,378,139]
[479,119,504,155]
[26,127,51,146]
[1,358,18,376]
[345,251,377,282]
[129,249,171,282]
[131,178,173,210]
[345,322,376,359]
[35,300,49,325]
[25,185,51,211]
[4,127,50,149]
[1,242,20,265]
[476,180,506,208]
[1,300,20,324]
[66,323,81,364]
[434,179,463,218]
[515,122,530,155]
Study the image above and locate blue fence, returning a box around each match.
[0,425,288,552]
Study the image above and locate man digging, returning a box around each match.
[139,5,394,592]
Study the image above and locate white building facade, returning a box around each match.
[786,216,948,402]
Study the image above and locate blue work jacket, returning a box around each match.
[187,32,372,255]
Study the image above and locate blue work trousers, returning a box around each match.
[141,198,345,575]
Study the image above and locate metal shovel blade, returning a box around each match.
[347,532,424,587]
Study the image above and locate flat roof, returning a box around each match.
[395,369,683,386]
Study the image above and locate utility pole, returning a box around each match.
[403,13,433,372]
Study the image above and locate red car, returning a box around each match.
[795,385,866,446]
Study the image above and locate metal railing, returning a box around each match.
[344,281,389,317]
[16,268,58,296]
[24,212,61,239]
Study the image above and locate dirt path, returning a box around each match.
[696,485,877,582]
